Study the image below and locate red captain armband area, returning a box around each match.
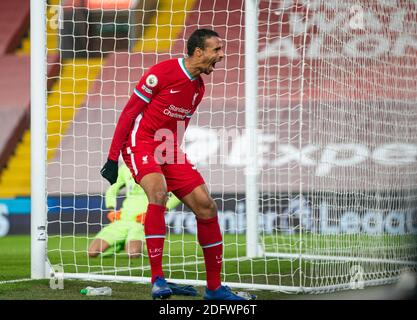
[107,92,148,161]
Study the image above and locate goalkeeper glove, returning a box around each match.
[136,213,146,224]
[107,210,121,222]
[100,159,118,184]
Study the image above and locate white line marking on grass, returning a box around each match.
[0,278,33,285]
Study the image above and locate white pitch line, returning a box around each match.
[0,278,33,285]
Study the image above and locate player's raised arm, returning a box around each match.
[101,94,148,184]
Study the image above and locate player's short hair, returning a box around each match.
[187,29,219,56]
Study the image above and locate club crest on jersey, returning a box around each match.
[145,74,158,87]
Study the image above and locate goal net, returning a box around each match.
[35,0,417,293]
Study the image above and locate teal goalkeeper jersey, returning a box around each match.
[105,164,182,222]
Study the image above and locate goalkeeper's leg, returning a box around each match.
[88,238,110,257]
[88,224,119,257]
[89,222,127,257]
[125,221,145,258]
[124,240,144,258]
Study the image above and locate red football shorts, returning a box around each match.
[122,144,205,199]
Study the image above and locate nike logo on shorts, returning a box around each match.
[170,89,180,94]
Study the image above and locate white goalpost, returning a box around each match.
[31,0,417,294]
[31,0,47,280]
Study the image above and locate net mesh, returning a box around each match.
[45,0,417,292]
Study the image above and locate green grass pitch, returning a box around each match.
[1,233,413,300]
[0,234,293,300]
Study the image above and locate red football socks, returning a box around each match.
[144,203,166,283]
[197,216,223,291]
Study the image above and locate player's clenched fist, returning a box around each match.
[100,159,118,184]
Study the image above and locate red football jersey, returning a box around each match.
[130,58,205,149]
[108,58,205,161]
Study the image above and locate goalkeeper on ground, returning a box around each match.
[88,163,182,258]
